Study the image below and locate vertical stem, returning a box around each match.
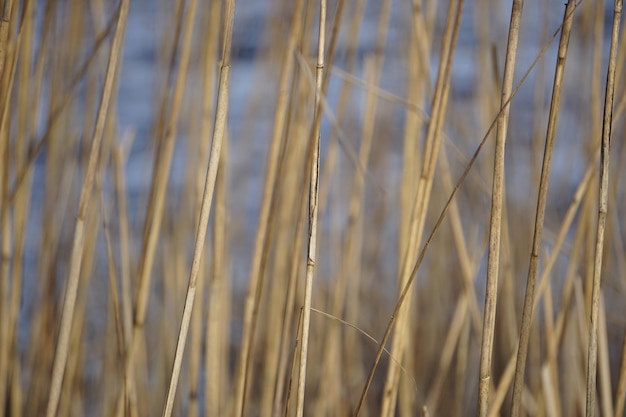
[45,1,129,416]
[295,1,325,416]
[585,1,621,416]
[160,0,236,416]
[231,1,305,414]
[510,2,575,416]
[477,0,524,415]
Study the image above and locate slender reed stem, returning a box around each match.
[355,1,464,415]
[585,1,622,416]
[45,2,129,415]
[477,0,524,415]
[231,1,305,414]
[510,2,575,416]
[160,0,236,416]
[295,2,325,416]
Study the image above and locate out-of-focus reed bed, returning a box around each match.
[0,0,625,416]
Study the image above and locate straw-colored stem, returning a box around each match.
[0,0,13,82]
[45,1,128,415]
[510,2,575,416]
[271,148,310,417]
[376,2,463,417]
[614,322,626,416]
[118,0,195,411]
[160,0,236,416]
[0,2,17,413]
[112,138,138,417]
[478,0,524,415]
[200,2,225,417]
[295,1,325,416]
[585,2,621,416]
[356,1,464,414]
[187,2,222,414]
[598,295,613,417]
[231,0,305,415]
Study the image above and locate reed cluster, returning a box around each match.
[0,0,625,416]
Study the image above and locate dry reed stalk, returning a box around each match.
[45,1,129,415]
[598,294,613,417]
[541,272,562,417]
[120,0,198,411]
[160,0,236,414]
[231,0,305,415]
[357,2,464,415]
[112,138,139,417]
[201,1,226,416]
[206,137,230,417]
[510,2,575,415]
[399,7,425,271]
[578,0,604,318]
[484,160,595,415]
[317,0,364,214]
[293,2,376,410]
[574,280,590,414]
[260,154,301,417]
[585,3,621,415]
[589,0,605,155]
[478,0,524,415]
[271,137,312,417]
[284,308,305,417]
[262,5,344,415]
[101,191,126,373]
[0,1,18,413]
[6,0,36,413]
[394,15,430,414]
[498,214,518,353]
[0,0,13,81]
[60,153,108,417]
[541,364,558,417]
[258,60,312,417]
[295,1,326,416]
[615,325,626,416]
[336,4,394,417]
[187,2,223,414]
[113,133,135,347]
